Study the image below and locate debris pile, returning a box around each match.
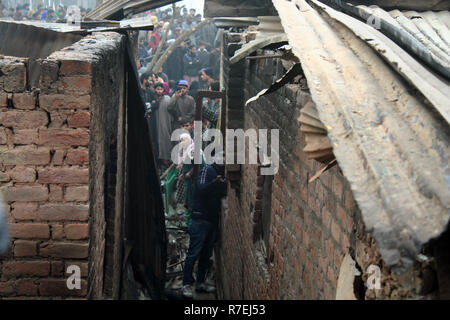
[161,167,191,298]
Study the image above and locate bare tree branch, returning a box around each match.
[147,4,177,74]
[149,18,211,75]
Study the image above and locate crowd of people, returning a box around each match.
[136,6,220,82]
[0,3,91,22]
[1,3,226,300]
[137,7,226,299]
[137,7,221,170]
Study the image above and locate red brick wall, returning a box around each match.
[217,44,408,299]
[0,55,89,298]
[0,32,126,299]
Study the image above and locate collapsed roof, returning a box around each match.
[86,0,183,20]
[85,0,278,20]
[341,0,450,11]
[224,0,450,274]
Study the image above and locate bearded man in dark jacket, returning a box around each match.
[181,156,226,298]
[183,45,201,84]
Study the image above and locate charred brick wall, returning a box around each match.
[0,32,126,299]
[218,37,412,299]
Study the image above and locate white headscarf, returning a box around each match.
[178,133,204,165]
[178,133,194,164]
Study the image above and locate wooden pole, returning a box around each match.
[146,18,211,75]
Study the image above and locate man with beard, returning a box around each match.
[199,67,214,90]
[197,43,211,70]
[168,80,195,129]
[164,39,186,81]
[140,73,154,100]
[152,82,173,170]
[183,45,201,84]
[182,152,227,298]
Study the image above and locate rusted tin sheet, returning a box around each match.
[123,0,181,17]
[246,63,302,105]
[85,0,128,20]
[345,1,450,11]
[310,1,450,126]
[387,9,450,76]
[204,0,277,18]
[273,0,450,274]
[212,17,259,29]
[321,0,450,80]
[86,0,182,20]
[0,18,154,34]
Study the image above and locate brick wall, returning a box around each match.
[0,55,89,298]
[0,32,126,299]
[217,36,412,299]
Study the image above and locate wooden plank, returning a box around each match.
[298,113,327,130]
[300,125,328,134]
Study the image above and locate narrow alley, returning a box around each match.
[0,0,449,302]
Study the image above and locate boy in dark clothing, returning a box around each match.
[183,45,201,84]
[197,43,211,70]
[182,159,226,298]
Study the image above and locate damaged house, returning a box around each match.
[0,0,449,300]
[0,18,166,299]
[206,0,450,299]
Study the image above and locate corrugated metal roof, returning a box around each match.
[123,0,181,17]
[212,17,259,28]
[388,9,450,71]
[319,0,450,80]
[313,3,450,126]
[0,19,83,32]
[272,0,450,274]
[204,0,277,18]
[346,0,450,11]
[0,18,154,33]
[86,0,182,20]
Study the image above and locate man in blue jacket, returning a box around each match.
[183,45,201,84]
[182,157,226,298]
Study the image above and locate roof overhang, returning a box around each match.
[86,0,182,20]
[204,0,277,18]
[212,17,259,29]
[0,18,154,34]
[272,0,450,273]
[342,0,450,11]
